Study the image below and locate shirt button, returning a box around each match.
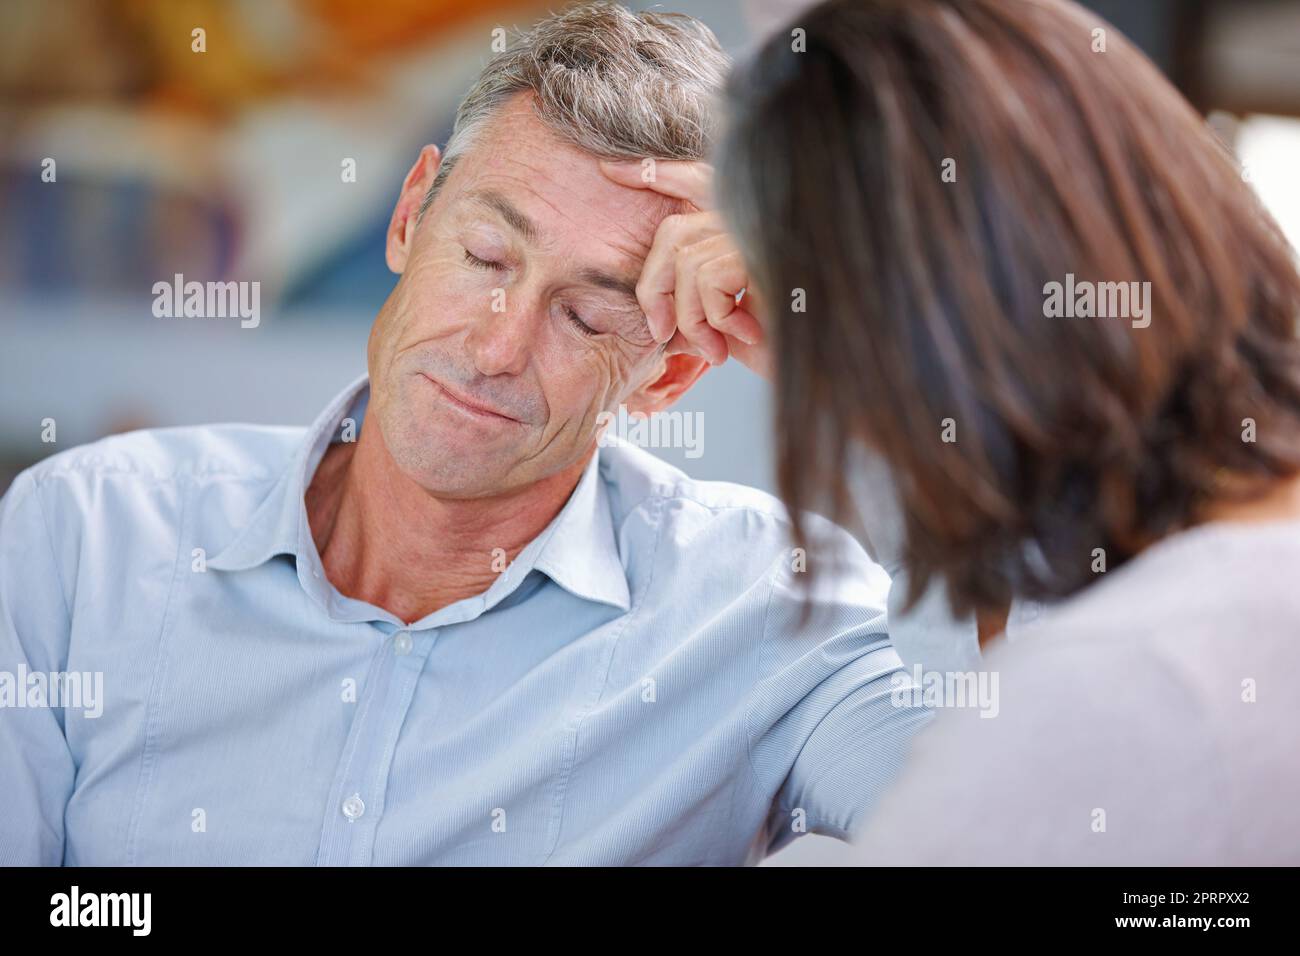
[393,631,413,655]
[341,793,365,821]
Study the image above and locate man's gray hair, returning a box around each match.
[417,1,730,220]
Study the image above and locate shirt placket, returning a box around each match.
[316,624,439,865]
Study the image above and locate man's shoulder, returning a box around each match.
[3,423,306,577]
[598,440,790,524]
[19,422,305,491]
[597,442,887,602]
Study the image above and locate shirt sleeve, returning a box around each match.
[747,520,934,855]
[0,470,77,865]
[842,444,983,674]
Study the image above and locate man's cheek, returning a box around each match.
[587,344,639,412]
[405,241,492,309]
[544,353,623,437]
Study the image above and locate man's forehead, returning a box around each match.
[452,94,687,263]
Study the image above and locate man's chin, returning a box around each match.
[403,459,517,499]
[379,417,515,496]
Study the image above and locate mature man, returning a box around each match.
[0,2,927,866]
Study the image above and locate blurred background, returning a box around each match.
[1,0,1298,864]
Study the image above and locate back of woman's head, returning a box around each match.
[717,0,1300,616]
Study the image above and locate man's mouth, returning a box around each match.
[419,373,522,424]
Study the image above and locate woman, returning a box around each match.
[606,0,1300,862]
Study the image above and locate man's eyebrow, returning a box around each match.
[576,267,640,306]
[464,189,641,309]
[466,189,538,242]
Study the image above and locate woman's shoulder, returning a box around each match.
[1010,518,1300,656]
[849,522,1300,864]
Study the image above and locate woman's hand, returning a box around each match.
[600,159,772,379]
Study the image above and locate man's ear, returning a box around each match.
[626,351,710,416]
[386,144,443,274]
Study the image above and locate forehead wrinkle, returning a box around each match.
[478,152,678,264]
[457,150,681,345]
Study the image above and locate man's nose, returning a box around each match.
[464,295,541,378]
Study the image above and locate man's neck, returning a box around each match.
[305,422,590,624]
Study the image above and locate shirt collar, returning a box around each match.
[529,449,630,612]
[208,373,368,575]
[208,375,630,617]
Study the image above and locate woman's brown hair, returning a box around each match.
[716,0,1300,617]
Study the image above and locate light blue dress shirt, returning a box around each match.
[844,444,1046,675]
[0,375,929,865]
